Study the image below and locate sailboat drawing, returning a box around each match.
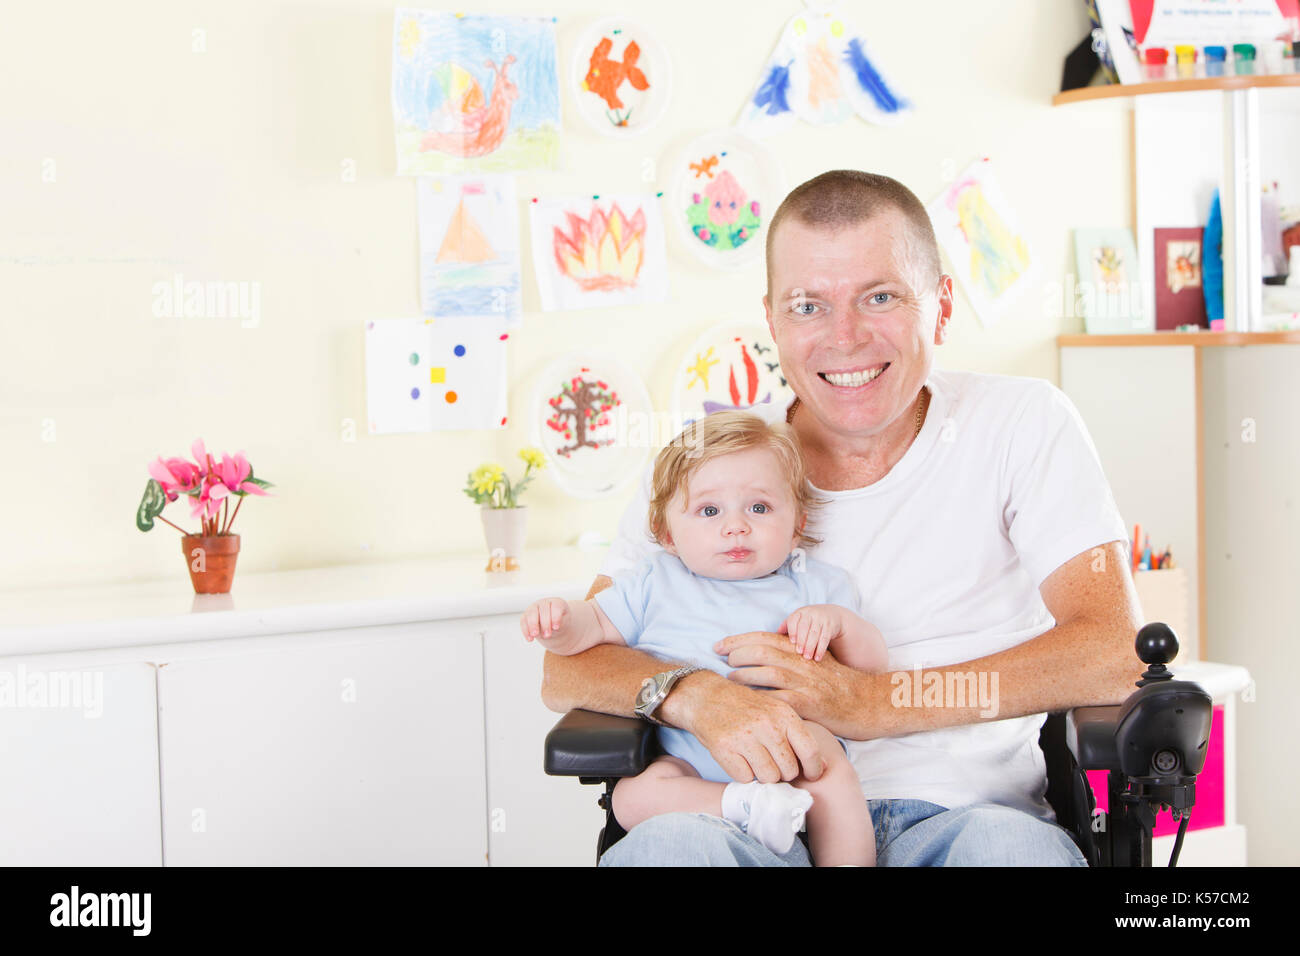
[418,175,522,322]
[437,184,497,263]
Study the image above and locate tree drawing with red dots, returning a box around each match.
[545,373,620,458]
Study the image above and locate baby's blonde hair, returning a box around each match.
[646,410,826,551]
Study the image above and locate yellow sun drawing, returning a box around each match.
[685,347,720,390]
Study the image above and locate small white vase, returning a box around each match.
[481,505,527,572]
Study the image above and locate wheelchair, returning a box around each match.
[544,622,1212,866]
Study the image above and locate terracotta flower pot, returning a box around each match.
[181,534,241,594]
[481,506,526,572]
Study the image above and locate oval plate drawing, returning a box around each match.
[530,351,653,498]
[669,128,785,270]
[571,16,672,138]
[671,321,795,428]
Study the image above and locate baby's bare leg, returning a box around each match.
[794,722,876,867]
[611,755,723,831]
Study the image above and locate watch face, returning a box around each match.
[636,678,657,709]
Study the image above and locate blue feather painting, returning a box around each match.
[737,5,910,138]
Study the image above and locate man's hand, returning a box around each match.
[658,670,828,783]
[778,604,843,661]
[713,630,871,738]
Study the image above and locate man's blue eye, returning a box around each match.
[791,302,816,316]
[871,292,892,305]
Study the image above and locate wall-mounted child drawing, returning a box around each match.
[670,129,785,270]
[417,174,521,327]
[392,9,560,174]
[571,17,672,136]
[530,352,652,498]
[927,158,1035,328]
[365,317,508,433]
[529,194,669,311]
[737,3,910,139]
[671,321,796,428]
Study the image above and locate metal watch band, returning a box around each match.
[635,665,703,726]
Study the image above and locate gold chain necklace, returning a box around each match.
[787,388,929,438]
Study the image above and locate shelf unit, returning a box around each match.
[1052,73,1300,106]
[1053,74,1300,332]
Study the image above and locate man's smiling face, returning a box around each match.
[763,209,952,438]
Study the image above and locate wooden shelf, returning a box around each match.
[1052,73,1300,106]
[1058,331,1300,347]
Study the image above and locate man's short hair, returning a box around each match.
[647,410,827,552]
[765,169,943,299]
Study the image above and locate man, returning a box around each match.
[542,170,1143,865]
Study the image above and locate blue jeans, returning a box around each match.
[597,799,1088,866]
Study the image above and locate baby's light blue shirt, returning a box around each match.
[594,549,862,783]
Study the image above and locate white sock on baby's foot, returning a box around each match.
[720,781,814,855]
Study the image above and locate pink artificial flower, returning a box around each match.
[216,451,269,497]
[189,472,230,521]
[148,456,201,502]
[191,437,216,475]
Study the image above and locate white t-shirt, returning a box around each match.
[598,368,1129,820]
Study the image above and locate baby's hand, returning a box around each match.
[521,597,570,645]
[778,604,844,661]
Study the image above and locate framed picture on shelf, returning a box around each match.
[1074,227,1149,333]
[1154,227,1208,330]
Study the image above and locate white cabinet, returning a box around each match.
[482,618,607,866]
[0,547,607,865]
[157,621,488,866]
[0,662,161,865]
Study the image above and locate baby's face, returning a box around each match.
[662,447,801,581]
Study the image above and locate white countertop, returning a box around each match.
[0,546,608,657]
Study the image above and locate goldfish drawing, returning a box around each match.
[582,37,649,127]
[419,55,518,157]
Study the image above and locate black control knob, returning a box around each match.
[1135,622,1180,687]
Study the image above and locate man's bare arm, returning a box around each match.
[540,575,655,715]
[719,541,1145,740]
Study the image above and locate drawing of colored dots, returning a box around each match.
[410,387,420,399]
[409,352,419,365]
[454,344,466,356]
[445,391,458,403]
[430,367,446,383]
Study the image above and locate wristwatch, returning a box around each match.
[634,665,704,726]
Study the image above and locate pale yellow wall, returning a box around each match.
[0,0,1128,590]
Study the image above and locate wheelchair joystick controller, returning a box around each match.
[1113,623,1213,827]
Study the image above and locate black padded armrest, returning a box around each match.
[544,709,656,779]
[1066,705,1123,771]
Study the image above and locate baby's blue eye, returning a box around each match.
[751,503,769,514]
[701,505,718,517]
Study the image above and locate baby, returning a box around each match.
[522,411,888,866]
